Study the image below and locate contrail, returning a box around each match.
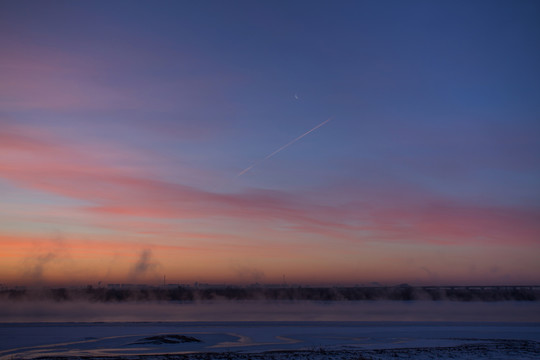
[237,116,334,177]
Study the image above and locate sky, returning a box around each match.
[1,0,539,287]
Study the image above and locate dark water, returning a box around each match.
[1,300,539,322]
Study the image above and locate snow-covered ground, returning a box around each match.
[1,321,539,360]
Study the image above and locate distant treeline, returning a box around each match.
[1,285,539,302]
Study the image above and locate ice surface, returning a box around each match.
[1,321,539,360]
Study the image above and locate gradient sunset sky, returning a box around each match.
[1,0,539,286]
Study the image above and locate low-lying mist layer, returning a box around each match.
[2,285,538,303]
[1,299,540,322]
[2,285,540,323]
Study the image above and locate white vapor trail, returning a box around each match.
[237,116,334,177]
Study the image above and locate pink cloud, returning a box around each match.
[1,124,539,247]
[0,124,347,229]
[366,202,540,245]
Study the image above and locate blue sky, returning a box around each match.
[1,0,539,285]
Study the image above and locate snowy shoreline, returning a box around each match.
[1,321,539,360]
[28,340,540,360]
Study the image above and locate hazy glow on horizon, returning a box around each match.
[1,1,539,286]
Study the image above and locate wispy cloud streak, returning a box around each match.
[238,117,333,177]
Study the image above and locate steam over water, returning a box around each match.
[1,300,539,323]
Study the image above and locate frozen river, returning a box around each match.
[1,300,540,359]
[1,321,539,359]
